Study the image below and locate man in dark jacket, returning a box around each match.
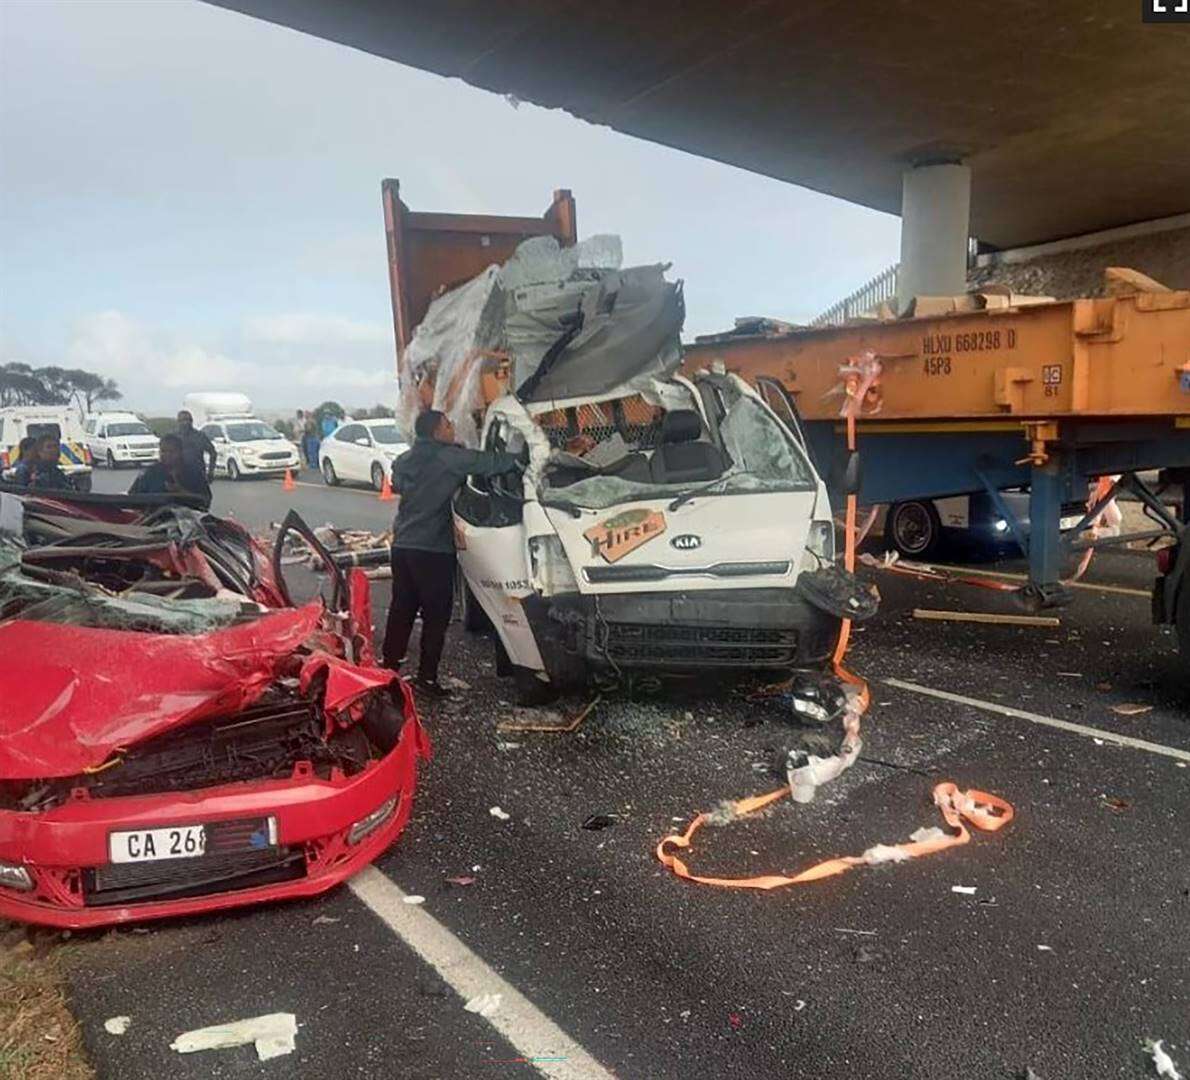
[176,411,217,481]
[129,434,212,506]
[383,409,521,697]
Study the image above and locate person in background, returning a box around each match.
[8,437,38,486]
[25,434,70,490]
[320,411,337,440]
[382,408,521,697]
[129,434,212,506]
[176,410,218,481]
[302,411,320,469]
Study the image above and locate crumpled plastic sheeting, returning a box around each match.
[399,234,681,446]
[517,264,684,404]
[497,233,622,290]
[170,1013,297,1062]
[399,265,504,444]
[0,604,323,778]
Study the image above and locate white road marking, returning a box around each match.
[885,678,1190,763]
[349,867,616,1080]
[947,564,1151,598]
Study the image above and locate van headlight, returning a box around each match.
[0,861,33,892]
[800,521,835,572]
[349,797,398,845]
[529,536,579,593]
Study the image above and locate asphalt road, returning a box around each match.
[64,470,1189,1079]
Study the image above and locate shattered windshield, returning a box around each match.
[226,422,283,442]
[541,388,815,511]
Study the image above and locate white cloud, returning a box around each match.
[62,310,395,411]
[243,313,390,347]
[295,364,392,390]
[66,310,257,391]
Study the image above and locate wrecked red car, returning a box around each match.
[0,488,428,928]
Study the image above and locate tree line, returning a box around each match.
[0,362,122,412]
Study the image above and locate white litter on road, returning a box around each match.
[169,1013,297,1062]
[349,866,614,1080]
[489,806,512,821]
[403,895,426,905]
[103,1016,131,1036]
[1037,945,1054,952]
[884,679,1190,763]
[464,992,503,1017]
[951,885,977,895]
[1145,1039,1184,1080]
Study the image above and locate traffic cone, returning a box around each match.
[378,473,395,502]
[282,469,296,492]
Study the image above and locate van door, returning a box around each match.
[452,417,543,671]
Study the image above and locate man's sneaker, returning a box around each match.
[414,676,452,699]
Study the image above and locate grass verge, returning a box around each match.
[0,924,92,1080]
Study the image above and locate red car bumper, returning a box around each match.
[0,713,428,929]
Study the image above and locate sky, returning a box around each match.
[0,0,900,414]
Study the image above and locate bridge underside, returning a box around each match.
[211,1,1190,248]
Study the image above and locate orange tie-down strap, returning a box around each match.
[656,782,1014,891]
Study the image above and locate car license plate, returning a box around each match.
[109,824,206,864]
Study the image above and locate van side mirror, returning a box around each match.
[832,450,861,496]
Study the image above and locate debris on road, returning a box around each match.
[170,1012,297,1062]
[1111,703,1153,716]
[103,1016,131,1035]
[951,885,978,895]
[445,876,476,887]
[497,697,600,734]
[489,806,512,821]
[312,915,340,925]
[581,814,617,831]
[658,781,1014,890]
[912,608,1061,627]
[1102,795,1131,812]
[1036,945,1054,952]
[833,928,877,937]
[464,993,503,1017]
[271,520,391,572]
[403,895,426,905]
[1144,1038,1184,1080]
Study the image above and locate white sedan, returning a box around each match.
[320,419,410,490]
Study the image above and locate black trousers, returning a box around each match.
[382,548,456,680]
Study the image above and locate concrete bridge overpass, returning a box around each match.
[210,0,1189,302]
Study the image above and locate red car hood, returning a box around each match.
[0,604,326,778]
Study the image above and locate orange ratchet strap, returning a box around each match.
[656,782,1014,890]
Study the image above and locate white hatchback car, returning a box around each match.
[200,418,301,480]
[320,419,410,490]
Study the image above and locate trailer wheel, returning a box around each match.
[888,500,942,559]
